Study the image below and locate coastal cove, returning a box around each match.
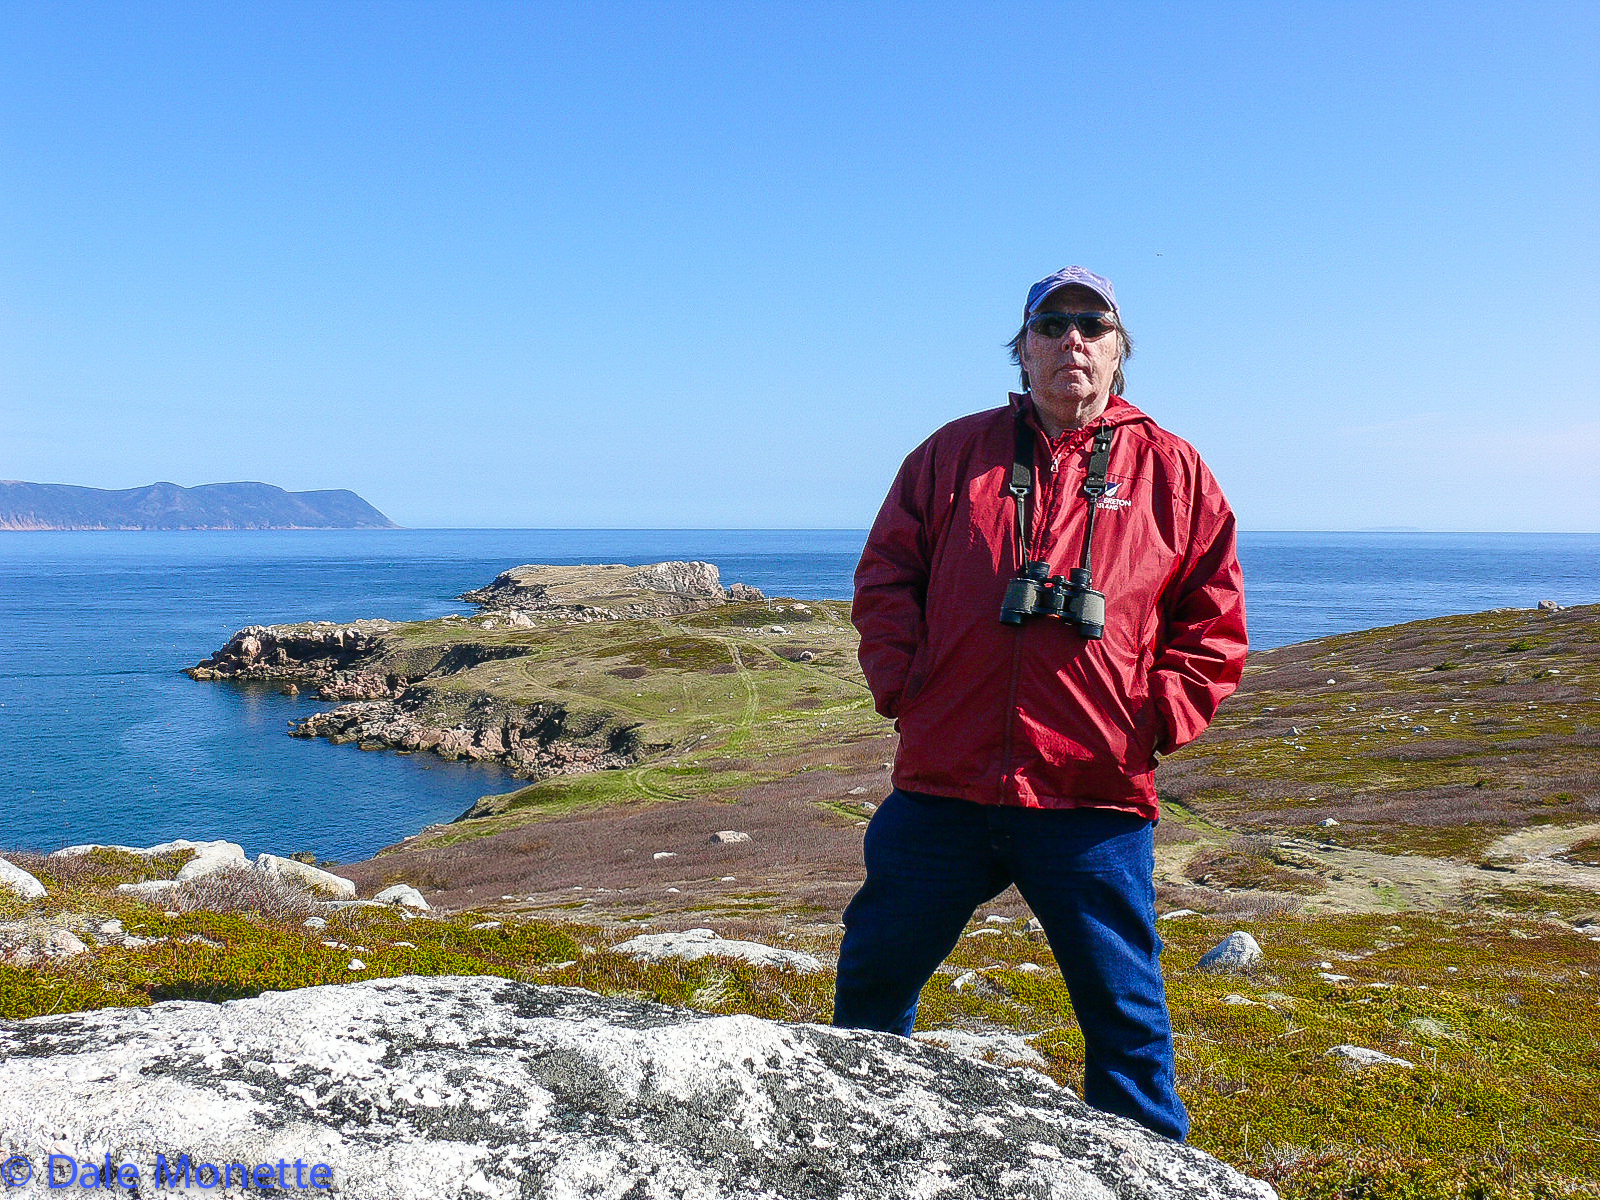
[3,529,1597,862]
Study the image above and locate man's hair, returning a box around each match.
[1007,314,1135,397]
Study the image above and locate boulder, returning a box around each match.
[612,928,823,973]
[254,853,357,899]
[0,855,46,900]
[175,841,248,882]
[0,977,1276,1199]
[373,884,430,910]
[710,830,751,843]
[1196,931,1264,974]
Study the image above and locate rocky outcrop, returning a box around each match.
[186,621,396,686]
[187,617,643,781]
[289,696,642,780]
[0,976,1275,1200]
[460,560,763,621]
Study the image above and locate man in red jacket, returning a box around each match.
[835,266,1247,1142]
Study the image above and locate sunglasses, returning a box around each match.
[1026,311,1118,340]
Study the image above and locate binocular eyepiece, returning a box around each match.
[999,560,1106,639]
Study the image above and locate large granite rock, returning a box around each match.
[0,976,1274,1199]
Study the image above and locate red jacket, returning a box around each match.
[854,394,1246,819]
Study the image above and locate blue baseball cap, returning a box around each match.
[1025,266,1118,315]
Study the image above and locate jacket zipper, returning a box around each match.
[1001,421,1096,803]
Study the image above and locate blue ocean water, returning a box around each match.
[2,529,1595,861]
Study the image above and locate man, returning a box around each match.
[834,266,1246,1142]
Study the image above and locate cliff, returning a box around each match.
[0,480,397,530]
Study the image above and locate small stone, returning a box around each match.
[1016,962,1044,974]
[719,876,736,882]
[709,831,750,844]
[952,971,979,991]
[303,917,328,929]
[470,921,502,931]
[984,914,1012,925]
[1325,678,1336,684]
[1318,972,1354,984]
[1197,931,1264,974]
[1327,1044,1414,1070]
[653,851,678,859]
[1024,917,1044,933]
[1158,909,1200,921]
[1405,1017,1459,1041]
[1320,818,1340,828]
[847,786,869,795]
[45,929,88,959]
[347,959,366,971]
[1223,994,1255,1005]
[1319,961,1333,969]
[1445,966,1459,973]
[98,919,124,937]
[1537,599,1561,611]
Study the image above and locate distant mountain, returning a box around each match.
[0,481,399,531]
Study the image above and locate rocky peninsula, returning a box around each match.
[186,560,872,810]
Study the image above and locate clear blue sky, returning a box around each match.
[3,2,1596,530]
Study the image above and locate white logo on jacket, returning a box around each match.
[1097,481,1132,511]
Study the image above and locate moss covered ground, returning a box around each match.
[4,847,1598,1199]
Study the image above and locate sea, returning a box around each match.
[2,530,1596,863]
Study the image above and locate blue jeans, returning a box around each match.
[832,789,1188,1142]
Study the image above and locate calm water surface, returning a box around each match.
[2,529,1595,860]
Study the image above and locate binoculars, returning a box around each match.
[999,560,1106,639]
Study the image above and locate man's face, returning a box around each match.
[1018,284,1122,409]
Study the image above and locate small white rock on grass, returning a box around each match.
[1197,931,1264,974]
[611,928,822,973]
[1327,1044,1414,1070]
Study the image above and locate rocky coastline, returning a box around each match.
[184,561,772,786]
